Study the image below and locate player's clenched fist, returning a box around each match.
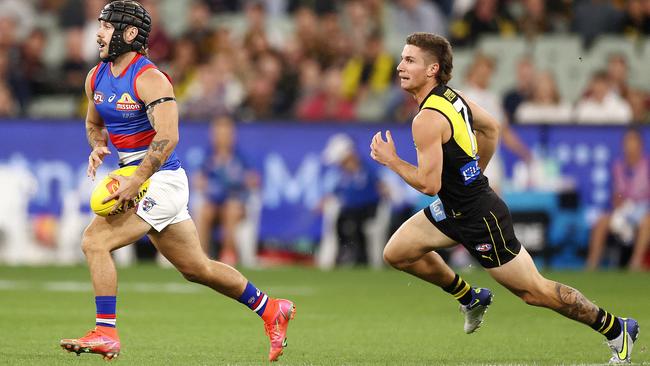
[87,146,111,179]
[370,130,397,167]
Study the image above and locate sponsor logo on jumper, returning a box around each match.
[115,93,142,111]
[429,197,447,222]
[460,160,481,185]
[443,88,456,101]
[93,91,104,104]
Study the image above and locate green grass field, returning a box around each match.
[0,265,648,365]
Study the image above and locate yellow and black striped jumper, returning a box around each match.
[420,84,521,268]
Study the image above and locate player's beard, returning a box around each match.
[98,41,109,60]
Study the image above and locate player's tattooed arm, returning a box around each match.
[85,123,108,148]
[146,139,169,171]
[552,282,599,324]
[146,107,155,129]
[84,65,108,149]
[132,67,179,184]
[139,137,171,176]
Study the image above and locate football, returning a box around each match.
[90,166,150,217]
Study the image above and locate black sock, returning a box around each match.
[591,308,622,340]
[442,274,473,306]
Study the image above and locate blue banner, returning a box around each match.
[0,120,648,249]
[0,120,416,248]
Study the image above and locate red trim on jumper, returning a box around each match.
[109,129,156,149]
[109,53,142,79]
[133,64,156,102]
[160,70,172,83]
[90,62,102,91]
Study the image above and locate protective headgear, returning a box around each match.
[98,1,151,62]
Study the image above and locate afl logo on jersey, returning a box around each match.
[115,93,142,111]
[475,243,492,252]
[93,91,104,104]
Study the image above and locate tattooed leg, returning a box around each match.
[487,248,600,326]
[549,282,599,325]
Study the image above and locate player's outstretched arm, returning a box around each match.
[84,66,110,179]
[132,68,179,183]
[370,109,444,196]
[466,98,500,172]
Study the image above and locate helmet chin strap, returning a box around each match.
[102,29,134,63]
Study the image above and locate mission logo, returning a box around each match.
[115,93,142,111]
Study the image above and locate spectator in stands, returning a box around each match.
[184,0,216,62]
[603,53,650,123]
[586,129,650,271]
[319,10,353,68]
[514,71,573,124]
[296,58,321,99]
[80,0,109,64]
[618,0,650,39]
[340,0,377,55]
[627,88,650,123]
[344,0,384,38]
[60,28,88,94]
[210,26,235,56]
[461,53,531,192]
[195,115,259,265]
[242,0,286,51]
[450,0,516,46]
[606,53,630,100]
[259,51,298,118]
[140,0,173,63]
[322,133,383,265]
[57,0,84,29]
[292,6,327,66]
[341,30,394,121]
[202,0,242,13]
[296,66,356,122]
[0,81,18,117]
[503,56,536,124]
[0,46,28,115]
[363,0,387,27]
[237,52,283,121]
[165,36,200,100]
[181,54,245,120]
[0,15,18,54]
[387,0,447,43]
[572,0,623,47]
[0,0,36,40]
[574,70,632,124]
[517,0,554,39]
[20,28,50,96]
[242,27,273,64]
[287,0,339,15]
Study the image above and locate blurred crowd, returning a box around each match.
[0,0,649,123]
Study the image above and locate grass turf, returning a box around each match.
[0,265,648,365]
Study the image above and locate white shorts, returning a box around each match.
[136,167,191,232]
